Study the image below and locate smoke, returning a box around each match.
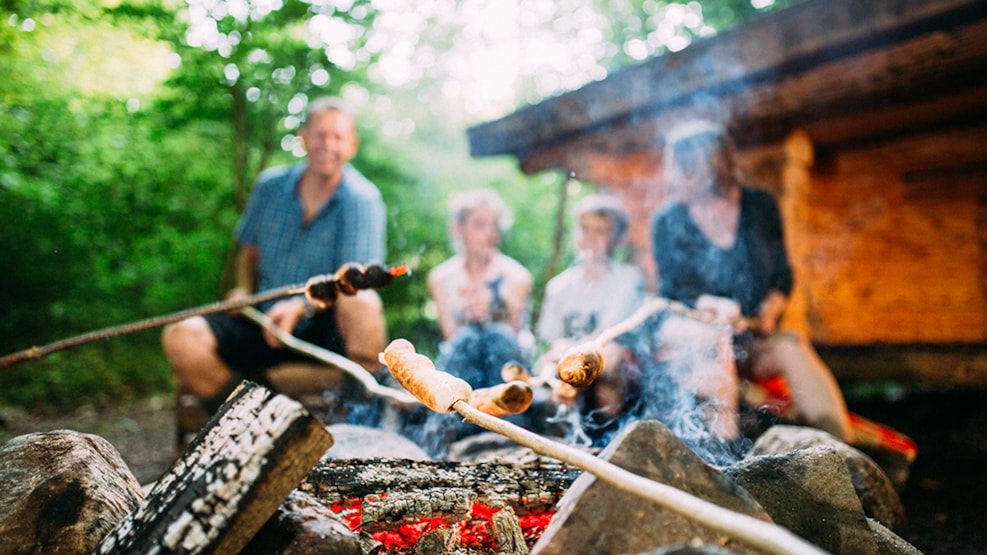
[387,313,752,466]
[571,314,751,467]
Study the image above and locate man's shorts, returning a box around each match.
[205,307,346,380]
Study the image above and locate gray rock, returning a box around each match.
[531,419,773,555]
[867,518,924,555]
[726,445,879,554]
[748,425,907,533]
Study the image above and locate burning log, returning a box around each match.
[94,381,333,555]
[360,488,475,533]
[379,338,828,555]
[301,458,577,520]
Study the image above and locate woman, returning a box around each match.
[651,119,855,443]
[428,188,533,389]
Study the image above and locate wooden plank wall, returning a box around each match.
[779,126,987,345]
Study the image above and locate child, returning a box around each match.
[537,193,645,420]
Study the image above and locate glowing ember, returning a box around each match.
[330,496,557,552]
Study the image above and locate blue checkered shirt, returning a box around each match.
[235,162,386,297]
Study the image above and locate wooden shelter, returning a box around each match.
[467,0,987,386]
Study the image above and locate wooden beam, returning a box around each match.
[469,0,986,159]
[301,458,578,520]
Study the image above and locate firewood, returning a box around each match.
[0,430,145,555]
[94,381,334,555]
[301,458,577,519]
[491,506,529,555]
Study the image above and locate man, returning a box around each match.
[162,97,387,414]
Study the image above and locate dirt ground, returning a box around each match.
[1,387,984,554]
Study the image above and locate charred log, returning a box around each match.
[94,381,333,555]
[301,458,578,519]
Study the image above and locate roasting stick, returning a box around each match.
[243,308,533,413]
[0,263,408,369]
[381,339,825,555]
[241,306,419,406]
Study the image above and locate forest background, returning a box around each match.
[0,0,793,411]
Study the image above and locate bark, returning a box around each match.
[0,430,144,555]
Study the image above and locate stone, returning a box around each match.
[0,430,145,555]
[748,425,907,533]
[725,446,880,554]
[531,420,773,555]
[867,518,923,555]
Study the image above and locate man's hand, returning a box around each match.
[263,298,306,348]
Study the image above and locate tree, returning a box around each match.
[0,0,803,409]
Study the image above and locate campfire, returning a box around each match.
[0,359,917,555]
[0,265,919,554]
[327,496,556,551]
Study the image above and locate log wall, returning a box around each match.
[780,125,987,345]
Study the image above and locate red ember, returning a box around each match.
[330,496,557,552]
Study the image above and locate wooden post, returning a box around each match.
[95,381,334,555]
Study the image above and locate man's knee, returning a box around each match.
[162,317,214,362]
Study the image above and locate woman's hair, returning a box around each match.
[662,119,738,193]
[573,193,629,255]
[448,188,514,251]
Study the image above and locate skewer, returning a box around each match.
[0,263,408,368]
[241,307,419,406]
[379,338,826,555]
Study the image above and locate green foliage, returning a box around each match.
[1,0,791,411]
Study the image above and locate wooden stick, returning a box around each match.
[242,307,419,407]
[381,339,826,555]
[0,263,407,369]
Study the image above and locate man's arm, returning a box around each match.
[229,244,259,299]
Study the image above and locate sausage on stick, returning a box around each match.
[468,380,533,417]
